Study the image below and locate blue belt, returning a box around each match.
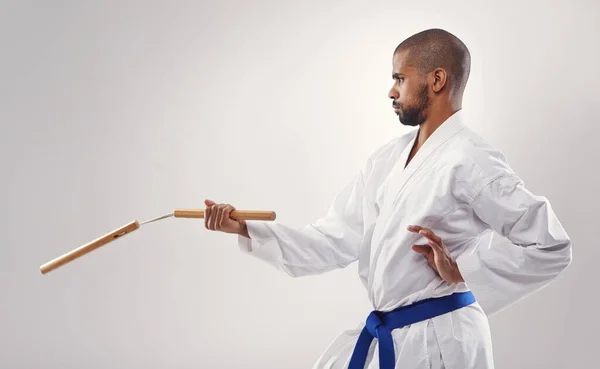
[348,291,476,369]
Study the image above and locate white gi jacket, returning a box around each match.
[237,109,572,369]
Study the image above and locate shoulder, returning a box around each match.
[446,126,523,201]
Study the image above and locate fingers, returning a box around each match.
[219,205,236,228]
[205,202,236,231]
[205,199,216,230]
[407,225,440,242]
[425,237,442,251]
[407,225,443,250]
[205,203,212,229]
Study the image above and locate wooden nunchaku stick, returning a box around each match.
[39,208,276,275]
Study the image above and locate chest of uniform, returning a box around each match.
[368,158,469,249]
[380,158,457,214]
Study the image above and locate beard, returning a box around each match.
[396,83,429,127]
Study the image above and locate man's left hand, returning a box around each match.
[407,225,465,284]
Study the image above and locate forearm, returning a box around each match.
[458,237,571,316]
[238,219,362,278]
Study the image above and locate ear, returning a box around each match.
[431,68,448,93]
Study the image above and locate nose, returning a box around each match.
[388,86,398,100]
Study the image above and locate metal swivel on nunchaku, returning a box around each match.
[39,208,276,274]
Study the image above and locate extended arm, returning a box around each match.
[237,169,368,278]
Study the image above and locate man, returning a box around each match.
[202,28,572,369]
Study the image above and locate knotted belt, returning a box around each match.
[348,291,476,369]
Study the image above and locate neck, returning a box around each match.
[416,103,461,146]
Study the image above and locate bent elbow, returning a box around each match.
[532,237,572,277]
[548,237,572,276]
[561,239,573,271]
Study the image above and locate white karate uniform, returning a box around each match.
[237,109,572,369]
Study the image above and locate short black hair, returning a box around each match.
[395,28,471,96]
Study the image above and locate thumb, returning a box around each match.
[204,199,216,207]
[412,244,431,255]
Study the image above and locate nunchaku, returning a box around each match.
[39,208,276,275]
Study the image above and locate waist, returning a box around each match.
[368,270,471,310]
[366,291,476,332]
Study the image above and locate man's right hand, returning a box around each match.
[204,199,249,237]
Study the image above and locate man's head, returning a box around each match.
[389,28,471,126]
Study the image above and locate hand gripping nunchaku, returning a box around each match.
[39,208,276,274]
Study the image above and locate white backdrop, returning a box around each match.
[2,1,598,368]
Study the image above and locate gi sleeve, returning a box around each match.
[456,174,572,316]
[237,169,367,278]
